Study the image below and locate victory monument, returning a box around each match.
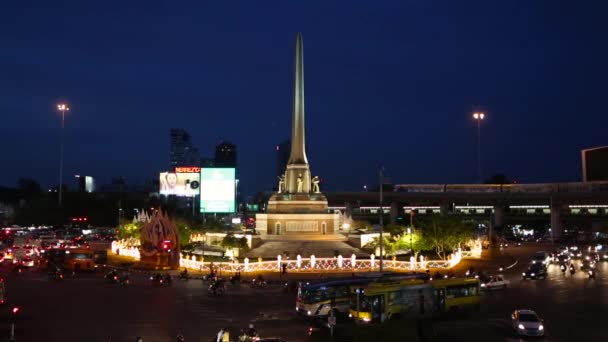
[256,33,340,236]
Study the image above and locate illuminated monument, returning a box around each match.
[256,33,339,236]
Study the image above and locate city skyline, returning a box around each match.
[1,1,605,196]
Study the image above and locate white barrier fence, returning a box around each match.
[110,240,479,273]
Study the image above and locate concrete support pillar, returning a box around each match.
[491,205,506,244]
[390,202,399,225]
[345,202,354,221]
[440,204,450,215]
[551,205,564,242]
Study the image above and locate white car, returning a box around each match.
[511,309,544,337]
[481,275,509,290]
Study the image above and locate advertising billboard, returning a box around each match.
[159,172,200,196]
[200,168,236,213]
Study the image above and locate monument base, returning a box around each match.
[138,251,180,270]
[255,212,340,235]
[266,193,329,213]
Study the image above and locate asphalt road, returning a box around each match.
[436,244,608,342]
[0,243,605,342]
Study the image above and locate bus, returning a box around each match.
[63,248,96,271]
[430,278,481,314]
[349,277,480,323]
[348,278,433,323]
[296,273,428,318]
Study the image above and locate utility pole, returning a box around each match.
[379,167,384,272]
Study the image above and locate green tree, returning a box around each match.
[419,214,476,260]
[384,224,406,237]
[394,230,432,259]
[117,222,144,239]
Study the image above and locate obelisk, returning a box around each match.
[285,32,312,193]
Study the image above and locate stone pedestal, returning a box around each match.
[256,212,339,235]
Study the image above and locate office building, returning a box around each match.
[215,141,237,167]
[169,129,200,169]
[582,146,608,181]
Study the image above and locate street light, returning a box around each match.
[407,227,413,252]
[57,103,70,207]
[472,112,485,183]
[379,167,384,272]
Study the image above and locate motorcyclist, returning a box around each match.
[246,323,258,339]
[180,268,189,279]
[163,274,172,285]
[569,263,576,275]
[560,263,566,273]
[588,269,596,279]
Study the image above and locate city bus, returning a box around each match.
[63,248,96,271]
[296,273,428,318]
[430,278,481,314]
[349,277,480,323]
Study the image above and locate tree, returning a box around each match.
[384,224,406,237]
[419,214,476,260]
[484,173,511,184]
[221,234,249,257]
[17,178,41,197]
[394,230,432,259]
[117,222,143,240]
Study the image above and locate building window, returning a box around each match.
[275,222,281,235]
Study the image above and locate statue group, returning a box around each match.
[277,174,321,194]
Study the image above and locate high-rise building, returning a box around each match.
[200,157,216,167]
[169,129,199,169]
[276,139,291,176]
[582,146,608,181]
[215,141,237,167]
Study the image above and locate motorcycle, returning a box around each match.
[119,275,130,286]
[150,273,164,286]
[106,271,119,284]
[49,270,64,281]
[163,275,172,286]
[569,265,576,276]
[560,264,567,274]
[588,269,596,279]
[179,272,189,281]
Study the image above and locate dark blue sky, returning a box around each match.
[1,1,606,196]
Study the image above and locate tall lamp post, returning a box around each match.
[379,167,384,272]
[473,112,485,183]
[57,103,70,207]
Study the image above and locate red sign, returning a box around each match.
[175,166,200,173]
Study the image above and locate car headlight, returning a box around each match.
[362,317,371,322]
[539,325,544,331]
[522,272,526,276]
[481,284,486,287]
[518,324,525,330]
[348,313,352,318]
[307,311,312,315]
[531,273,535,276]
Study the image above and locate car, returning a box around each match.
[556,253,570,265]
[511,309,544,336]
[586,253,600,262]
[531,251,550,265]
[580,259,596,270]
[522,264,547,280]
[480,275,509,290]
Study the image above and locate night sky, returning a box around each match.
[1,1,606,197]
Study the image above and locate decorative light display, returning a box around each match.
[110,239,482,274]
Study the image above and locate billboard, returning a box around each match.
[200,168,235,213]
[159,172,200,196]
